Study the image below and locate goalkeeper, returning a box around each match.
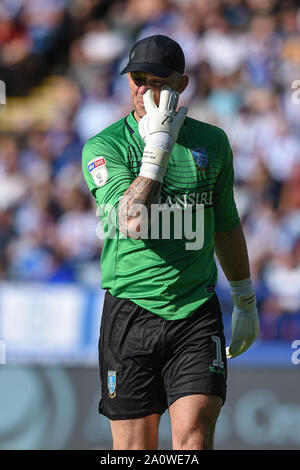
[82,35,259,450]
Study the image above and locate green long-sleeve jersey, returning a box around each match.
[82,111,240,320]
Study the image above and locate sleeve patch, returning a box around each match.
[88,157,106,171]
[88,157,108,187]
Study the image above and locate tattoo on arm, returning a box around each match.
[118,176,162,237]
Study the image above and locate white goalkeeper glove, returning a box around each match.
[226,277,259,359]
[138,86,188,182]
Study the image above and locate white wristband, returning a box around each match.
[141,132,174,169]
[229,277,256,312]
[139,162,166,183]
[142,145,171,168]
[145,132,174,150]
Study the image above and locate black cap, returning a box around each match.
[121,35,185,78]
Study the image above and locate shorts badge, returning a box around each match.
[108,370,117,399]
[191,147,209,171]
[88,156,108,187]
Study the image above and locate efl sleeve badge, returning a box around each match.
[88,157,109,187]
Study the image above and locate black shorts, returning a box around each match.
[98,291,227,420]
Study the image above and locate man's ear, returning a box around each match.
[177,75,189,94]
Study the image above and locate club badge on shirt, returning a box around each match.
[88,156,108,187]
[190,147,209,171]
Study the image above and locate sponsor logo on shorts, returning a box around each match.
[108,370,117,398]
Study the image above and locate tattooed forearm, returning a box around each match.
[118,176,162,238]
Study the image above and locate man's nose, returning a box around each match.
[138,85,152,95]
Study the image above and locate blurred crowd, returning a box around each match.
[0,0,300,339]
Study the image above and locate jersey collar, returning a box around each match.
[125,110,139,134]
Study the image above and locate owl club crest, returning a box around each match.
[191,147,209,171]
[108,370,117,398]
